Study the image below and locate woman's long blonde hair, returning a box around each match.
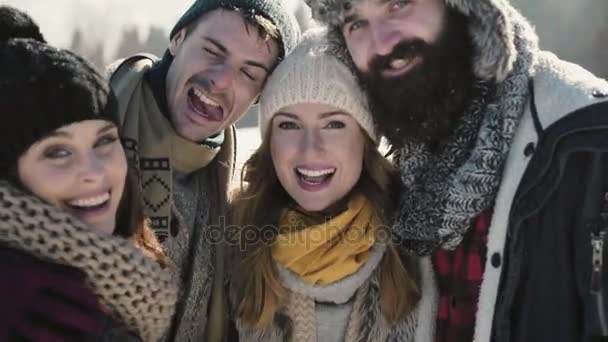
[230,128,420,328]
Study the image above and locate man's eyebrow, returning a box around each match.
[244,60,270,74]
[344,13,358,25]
[344,0,391,24]
[204,37,271,74]
[203,37,227,54]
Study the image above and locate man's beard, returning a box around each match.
[358,9,476,147]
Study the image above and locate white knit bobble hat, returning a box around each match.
[259,28,376,142]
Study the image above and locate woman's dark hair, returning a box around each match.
[114,166,166,265]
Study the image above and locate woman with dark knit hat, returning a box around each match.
[0,39,177,341]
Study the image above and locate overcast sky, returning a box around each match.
[1,0,605,76]
[0,0,303,54]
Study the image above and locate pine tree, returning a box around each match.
[114,27,142,60]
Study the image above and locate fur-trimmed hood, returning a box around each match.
[304,0,539,82]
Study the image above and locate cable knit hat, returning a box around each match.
[170,0,301,58]
[0,39,118,179]
[259,28,376,142]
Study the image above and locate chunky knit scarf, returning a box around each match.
[0,182,178,341]
[395,19,537,255]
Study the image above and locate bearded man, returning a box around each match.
[305,0,608,341]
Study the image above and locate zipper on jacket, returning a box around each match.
[590,207,608,335]
[590,229,605,294]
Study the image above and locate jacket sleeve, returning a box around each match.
[0,247,106,341]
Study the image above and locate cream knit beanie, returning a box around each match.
[259,28,376,142]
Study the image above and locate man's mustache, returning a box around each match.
[188,74,213,92]
[367,39,430,76]
[187,74,229,106]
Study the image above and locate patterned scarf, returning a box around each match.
[395,20,537,255]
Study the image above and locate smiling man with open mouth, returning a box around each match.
[107,1,300,341]
[305,0,608,341]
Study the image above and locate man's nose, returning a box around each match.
[370,20,401,56]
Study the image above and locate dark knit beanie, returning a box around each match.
[0,6,45,43]
[170,0,300,57]
[0,39,118,179]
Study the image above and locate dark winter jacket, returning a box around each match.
[489,63,608,342]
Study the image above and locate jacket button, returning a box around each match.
[592,89,608,98]
[524,142,535,157]
[491,253,502,268]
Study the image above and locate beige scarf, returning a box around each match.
[109,55,235,239]
[0,182,177,341]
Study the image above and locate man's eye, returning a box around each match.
[348,20,366,33]
[204,48,219,56]
[278,121,299,130]
[241,69,256,82]
[390,0,411,12]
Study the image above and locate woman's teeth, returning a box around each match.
[297,168,336,185]
[67,192,110,208]
[193,88,221,109]
[296,168,336,177]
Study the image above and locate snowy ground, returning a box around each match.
[234,126,261,180]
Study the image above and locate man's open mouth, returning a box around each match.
[382,56,422,78]
[187,87,224,122]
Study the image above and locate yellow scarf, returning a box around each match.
[272,194,380,285]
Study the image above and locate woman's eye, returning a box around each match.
[325,121,346,129]
[278,121,299,130]
[95,134,119,148]
[43,146,71,159]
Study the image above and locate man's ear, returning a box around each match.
[169,28,187,56]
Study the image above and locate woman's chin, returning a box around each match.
[85,219,116,236]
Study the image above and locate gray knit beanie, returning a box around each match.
[171,0,301,58]
[259,28,375,142]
